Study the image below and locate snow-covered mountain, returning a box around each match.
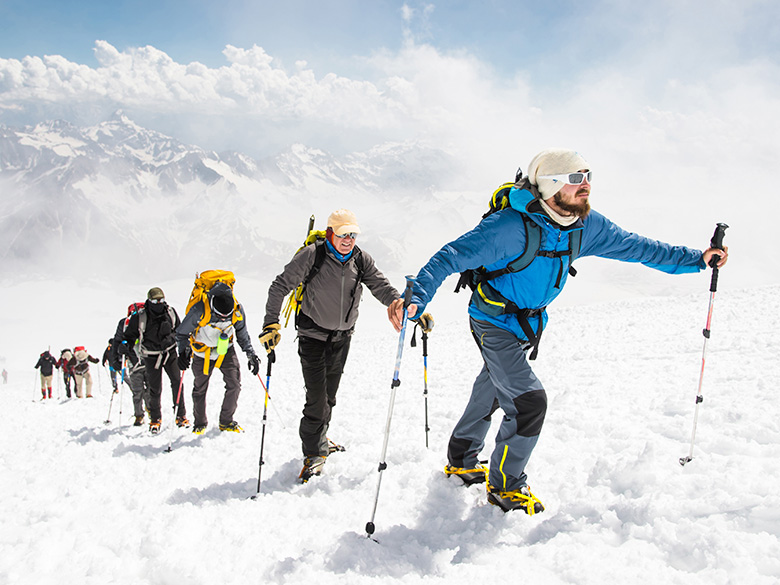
[0,113,469,284]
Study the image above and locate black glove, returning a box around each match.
[177,349,191,371]
[247,352,260,376]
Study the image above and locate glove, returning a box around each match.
[177,350,191,371]
[247,352,260,376]
[258,323,281,354]
[417,312,435,333]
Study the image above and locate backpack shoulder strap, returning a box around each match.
[303,239,328,287]
[352,246,364,279]
[504,214,542,274]
[478,212,541,281]
[569,228,582,263]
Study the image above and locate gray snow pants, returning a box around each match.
[447,317,547,492]
[191,346,242,427]
[125,365,150,418]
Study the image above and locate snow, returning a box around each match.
[16,130,86,157]
[1,280,779,584]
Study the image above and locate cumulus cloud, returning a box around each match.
[0,5,777,204]
[0,41,404,129]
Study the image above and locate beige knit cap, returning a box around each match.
[527,148,590,200]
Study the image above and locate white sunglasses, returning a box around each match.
[538,171,592,185]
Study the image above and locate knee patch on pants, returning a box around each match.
[447,437,473,468]
[512,389,547,437]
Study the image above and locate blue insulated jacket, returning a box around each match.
[410,185,705,342]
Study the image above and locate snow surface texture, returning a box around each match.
[2,283,778,584]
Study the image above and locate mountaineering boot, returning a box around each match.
[176,416,190,428]
[327,438,346,454]
[487,485,545,515]
[149,420,162,435]
[298,456,326,483]
[133,415,144,427]
[444,464,488,486]
[48,388,52,399]
[219,421,243,433]
[193,424,208,435]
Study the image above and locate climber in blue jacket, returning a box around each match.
[388,147,728,514]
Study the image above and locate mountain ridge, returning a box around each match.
[0,113,466,283]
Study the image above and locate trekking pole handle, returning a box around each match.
[266,349,275,377]
[403,275,415,308]
[710,222,729,254]
[708,223,729,292]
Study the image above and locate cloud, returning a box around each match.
[0,10,777,201]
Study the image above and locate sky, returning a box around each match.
[1,0,778,159]
[1,0,779,292]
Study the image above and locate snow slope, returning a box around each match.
[1,282,778,585]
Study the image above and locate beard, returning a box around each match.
[553,189,591,218]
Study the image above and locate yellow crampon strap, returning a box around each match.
[490,486,543,516]
[444,464,487,476]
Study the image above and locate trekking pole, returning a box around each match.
[251,350,274,499]
[117,363,127,432]
[366,276,415,539]
[104,385,116,424]
[410,323,431,448]
[165,371,186,453]
[680,222,728,466]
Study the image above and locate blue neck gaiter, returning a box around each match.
[325,239,354,263]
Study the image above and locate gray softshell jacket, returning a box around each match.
[263,242,399,341]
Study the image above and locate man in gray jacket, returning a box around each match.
[260,209,400,483]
